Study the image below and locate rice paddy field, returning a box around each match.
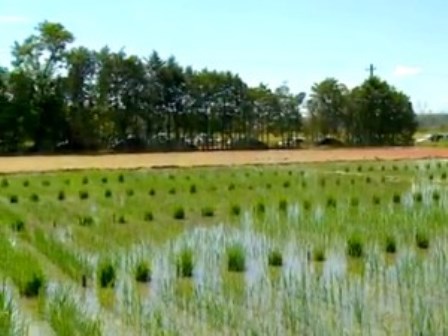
[0,159,448,335]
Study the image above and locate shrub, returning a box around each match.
[313,247,326,262]
[23,180,29,187]
[118,215,127,224]
[118,174,125,183]
[135,261,151,283]
[42,180,50,187]
[347,236,363,258]
[176,249,193,278]
[79,216,94,227]
[413,192,423,203]
[79,190,89,200]
[144,211,154,222]
[101,177,108,184]
[372,195,381,205]
[201,206,214,218]
[268,250,283,267]
[105,189,112,198]
[1,178,9,187]
[392,193,401,204]
[82,177,89,185]
[190,184,197,194]
[357,165,362,172]
[385,235,397,254]
[303,200,311,211]
[231,204,241,216]
[381,165,385,171]
[416,232,429,249]
[279,199,288,212]
[248,185,253,190]
[266,183,272,189]
[326,196,337,208]
[168,188,176,195]
[283,181,291,188]
[432,191,441,202]
[256,201,265,215]
[350,197,359,207]
[366,176,371,184]
[126,189,134,197]
[30,193,39,202]
[98,262,116,288]
[392,165,398,171]
[429,174,434,181]
[57,190,65,201]
[149,188,156,196]
[227,245,246,272]
[11,219,25,232]
[9,195,18,204]
[173,207,185,220]
[368,166,373,172]
[228,183,235,191]
[442,172,447,180]
[344,167,350,172]
[22,272,45,297]
[169,174,175,180]
[301,181,307,188]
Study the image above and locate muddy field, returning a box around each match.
[0,147,447,173]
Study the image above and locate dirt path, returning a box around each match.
[0,147,447,173]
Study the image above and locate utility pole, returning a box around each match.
[366,64,376,78]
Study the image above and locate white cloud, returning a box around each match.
[393,65,422,77]
[0,16,29,24]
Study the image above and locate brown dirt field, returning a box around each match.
[0,147,448,174]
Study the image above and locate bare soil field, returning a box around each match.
[0,147,447,173]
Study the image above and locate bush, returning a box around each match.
[173,207,185,220]
[303,200,311,211]
[366,176,371,184]
[82,177,89,185]
[266,183,272,189]
[79,216,94,227]
[413,192,423,203]
[57,190,65,201]
[392,193,401,204]
[385,236,397,254]
[118,174,125,183]
[357,165,362,172]
[79,190,89,200]
[135,261,151,282]
[442,172,447,180]
[326,196,337,208]
[268,250,283,267]
[201,206,214,218]
[283,181,290,188]
[231,204,241,216]
[23,180,29,187]
[429,174,434,181]
[101,177,108,184]
[432,191,441,202]
[105,189,112,198]
[126,189,135,197]
[347,236,363,258]
[42,180,50,187]
[168,188,176,195]
[11,219,25,232]
[22,272,45,297]
[279,199,288,212]
[313,247,326,262]
[98,262,116,288]
[9,195,18,204]
[1,178,9,187]
[118,215,126,224]
[416,232,429,249]
[190,184,197,194]
[350,197,359,207]
[227,245,245,272]
[228,183,235,191]
[30,193,39,202]
[149,188,156,196]
[256,201,265,215]
[372,195,381,205]
[176,249,193,278]
[169,174,175,180]
[144,211,154,222]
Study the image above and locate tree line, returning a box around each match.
[0,21,417,154]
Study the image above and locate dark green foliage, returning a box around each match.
[313,247,326,262]
[231,204,241,216]
[176,249,193,278]
[168,187,176,195]
[57,190,65,201]
[64,179,71,185]
[303,200,311,210]
[22,272,45,297]
[1,178,9,187]
[415,232,429,249]
[104,189,112,198]
[118,174,125,183]
[135,261,151,282]
[173,207,185,220]
[126,189,134,197]
[319,179,326,188]
[23,180,30,187]
[118,215,126,224]
[366,176,371,184]
[79,216,94,227]
[347,236,363,258]
[189,184,197,194]
[79,190,89,200]
[169,174,175,180]
[372,195,381,205]
[429,174,434,181]
[144,211,154,222]
[392,165,398,171]
[266,183,272,189]
[442,172,447,180]
[256,201,265,214]
[30,193,39,202]
[301,181,307,188]
[11,219,25,232]
[432,191,440,202]
[201,206,214,217]
[101,177,108,184]
[350,197,359,207]
[228,183,235,191]
[98,262,115,288]
[42,180,50,187]
[392,193,401,204]
[326,196,336,208]
[82,176,89,185]
[283,181,290,188]
[357,165,362,172]
[9,195,18,204]
[413,192,423,203]
[227,245,245,272]
[279,199,288,212]
[149,188,156,196]
[268,250,283,267]
[385,236,397,254]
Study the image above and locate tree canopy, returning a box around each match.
[0,21,417,153]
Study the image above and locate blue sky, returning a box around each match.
[1,0,447,112]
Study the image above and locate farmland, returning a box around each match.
[0,158,448,335]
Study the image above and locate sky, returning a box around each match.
[1,0,448,112]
